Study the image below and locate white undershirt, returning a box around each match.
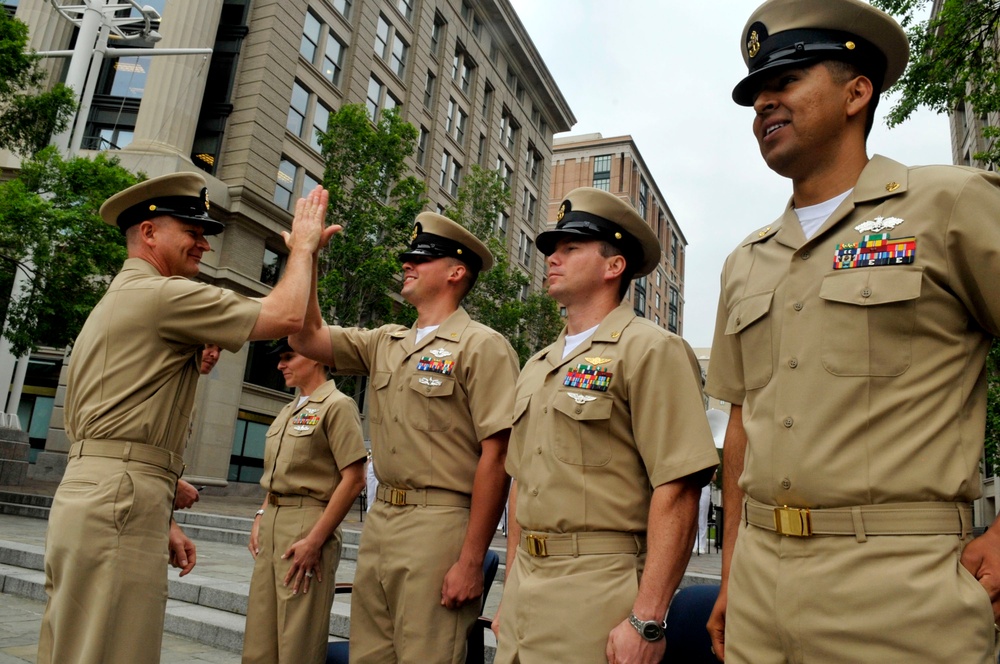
[794,189,852,240]
[415,325,439,344]
[297,395,310,408]
[562,324,600,360]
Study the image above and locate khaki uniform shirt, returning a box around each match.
[706,156,1000,508]
[65,258,260,456]
[508,304,719,533]
[260,380,367,500]
[329,307,519,493]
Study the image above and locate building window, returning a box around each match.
[477,134,486,166]
[431,13,446,58]
[482,81,493,117]
[519,283,529,302]
[668,286,679,333]
[287,81,308,136]
[375,14,390,59]
[656,270,662,287]
[396,0,413,21]
[322,32,345,86]
[440,151,450,188]
[311,102,330,152]
[593,154,611,191]
[654,291,661,311]
[366,75,385,120]
[461,1,473,23]
[300,10,321,62]
[455,107,468,144]
[417,126,429,166]
[274,158,297,209]
[496,157,512,191]
[228,411,274,484]
[526,144,541,184]
[670,232,679,269]
[332,0,351,19]
[506,66,517,90]
[261,247,285,287]
[423,71,436,109]
[472,14,483,38]
[499,109,518,153]
[449,157,462,196]
[638,177,648,218]
[522,188,537,225]
[517,230,534,269]
[390,34,408,77]
[496,210,509,237]
[654,314,660,326]
[452,48,475,95]
[633,276,647,317]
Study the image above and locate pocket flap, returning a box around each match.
[725,291,773,335]
[820,267,923,306]
[409,373,456,398]
[552,393,613,421]
[372,370,392,390]
[512,394,531,425]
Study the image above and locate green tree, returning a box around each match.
[0,147,139,356]
[316,104,426,330]
[445,164,562,364]
[0,10,76,156]
[871,0,1000,165]
[871,0,1000,474]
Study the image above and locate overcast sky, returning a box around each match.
[507,0,954,347]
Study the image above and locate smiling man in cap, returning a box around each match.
[291,211,518,662]
[493,187,718,664]
[706,0,1000,661]
[38,171,335,664]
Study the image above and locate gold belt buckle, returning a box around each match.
[773,506,812,537]
[525,534,548,557]
[389,488,407,506]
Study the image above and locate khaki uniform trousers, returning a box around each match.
[495,547,644,664]
[37,454,175,664]
[349,500,477,663]
[242,503,342,664]
[727,521,1000,663]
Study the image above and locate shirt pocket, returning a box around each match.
[369,370,392,424]
[407,374,457,432]
[819,267,923,376]
[264,421,282,470]
[725,290,774,390]
[551,392,613,467]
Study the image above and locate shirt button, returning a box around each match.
[391,447,396,454]
[801,251,811,260]
[783,417,794,428]
[736,317,742,326]
[861,287,872,298]
[425,387,431,393]
[531,488,539,496]
[543,406,548,413]
[393,415,398,422]
[536,447,542,455]
[398,385,403,391]
[781,478,791,489]
[793,302,803,311]
[788,358,798,368]
[575,405,583,414]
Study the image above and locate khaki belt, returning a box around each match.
[744,498,973,541]
[519,530,646,558]
[267,494,327,507]
[375,485,471,508]
[70,439,185,478]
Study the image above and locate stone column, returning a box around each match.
[124,0,223,159]
[16,0,75,86]
[0,423,29,487]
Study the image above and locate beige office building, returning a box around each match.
[548,133,688,334]
[3,0,573,487]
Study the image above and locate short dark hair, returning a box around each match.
[597,241,634,300]
[446,257,478,300]
[822,60,878,139]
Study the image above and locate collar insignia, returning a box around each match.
[854,216,903,234]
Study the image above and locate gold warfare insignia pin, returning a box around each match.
[758,226,771,238]
[885,182,900,192]
[747,30,760,58]
[610,331,620,339]
[557,203,566,222]
[585,357,612,366]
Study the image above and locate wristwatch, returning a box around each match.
[628,612,666,642]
